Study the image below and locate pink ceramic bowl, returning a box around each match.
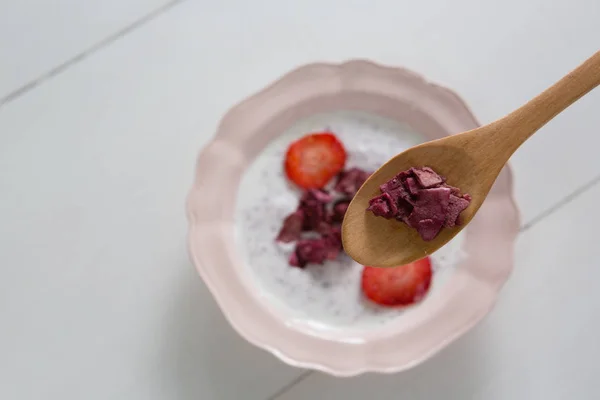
[186,60,520,376]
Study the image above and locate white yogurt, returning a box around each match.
[234,111,465,330]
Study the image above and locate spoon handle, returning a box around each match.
[494,51,600,153]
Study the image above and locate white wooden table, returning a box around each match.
[1,1,599,399]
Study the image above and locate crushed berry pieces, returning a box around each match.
[367,167,470,241]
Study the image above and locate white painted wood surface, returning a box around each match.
[1,1,598,398]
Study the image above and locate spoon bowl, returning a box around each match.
[343,51,600,267]
[343,134,494,267]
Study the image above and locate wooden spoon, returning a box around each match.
[342,51,600,267]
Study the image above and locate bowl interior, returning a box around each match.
[234,110,467,333]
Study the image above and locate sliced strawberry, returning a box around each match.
[284,132,347,189]
[361,258,432,307]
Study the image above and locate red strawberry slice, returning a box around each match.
[284,132,347,189]
[361,258,432,307]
